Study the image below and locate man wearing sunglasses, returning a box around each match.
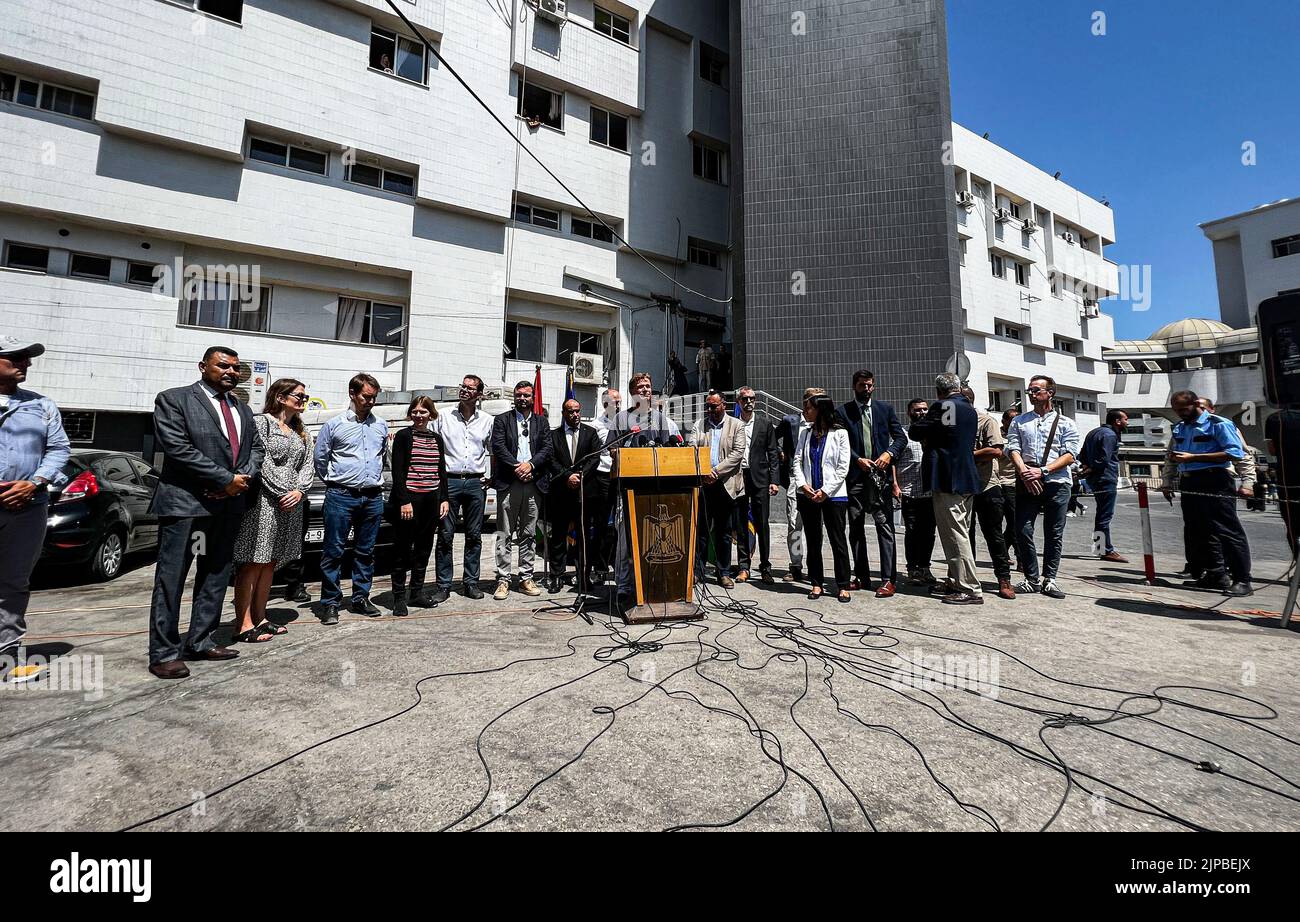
[1006,375,1080,600]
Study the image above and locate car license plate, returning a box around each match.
[305,528,324,543]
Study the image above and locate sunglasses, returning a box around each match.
[286,392,309,403]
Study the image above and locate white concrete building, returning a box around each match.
[1101,197,1299,482]
[0,0,731,454]
[951,124,1119,432]
[1200,197,1300,330]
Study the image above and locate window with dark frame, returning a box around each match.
[1,70,94,119]
[571,217,615,243]
[195,0,243,23]
[518,81,563,129]
[688,243,721,270]
[345,161,416,196]
[590,106,629,152]
[556,328,602,367]
[1272,235,1300,259]
[180,282,271,334]
[370,26,426,84]
[1014,261,1028,287]
[700,42,729,87]
[69,253,112,281]
[594,7,632,45]
[514,202,560,230]
[248,137,328,176]
[334,298,407,346]
[3,242,50,273]
[504,320,543,362]
[62,411,96,443]
[989,253,1004,279]
[692,142,726,183]
[127,261,160,287]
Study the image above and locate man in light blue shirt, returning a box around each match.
[0,337,70,682]
[313,373,389,622]
[1006,375,1080,599]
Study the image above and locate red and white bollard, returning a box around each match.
[1136,482,1157,585]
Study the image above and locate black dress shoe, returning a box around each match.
[427,587,450,605]
[546,575,563,593]
[463,583,485,600]
[149,660,191,680]
[320,604,340,625]
[350,597,381,616]
[1224,581,1254,597]
[184,646,239,661]
[284,583,311,603]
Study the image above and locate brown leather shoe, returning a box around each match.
[848,578,862,592]
[149,660,191,680]
[874,581,896,598]
[942,591,985,605]
[719,575,735,589]
[1100,551,1129,563]
[997,578,1016,600]
[184,646,239,662]
[735,570,750,583]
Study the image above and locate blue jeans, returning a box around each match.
[320,487,384,605]
[437,477,486,589]
[1015,481,1069,582]
[1090,485,1118,554]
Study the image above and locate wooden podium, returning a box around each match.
[616,446,710,623]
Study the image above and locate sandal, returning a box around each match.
[234,625,274,643]
[807,588,824,601]
[255,620,288,636]
[837,591,851,604]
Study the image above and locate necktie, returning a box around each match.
[569,428,578,462]
[218,396,240,461]
[862,403,873,458]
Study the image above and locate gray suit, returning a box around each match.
[148,382,264,664]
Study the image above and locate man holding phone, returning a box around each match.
[1006,375,1079,600]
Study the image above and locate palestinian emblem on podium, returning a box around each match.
[643,503,685,564]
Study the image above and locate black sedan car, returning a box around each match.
[41,450,160,581]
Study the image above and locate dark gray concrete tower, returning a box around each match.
[730,0,964,407]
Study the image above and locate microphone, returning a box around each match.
[667,434,684,447]
[560,425,642,475]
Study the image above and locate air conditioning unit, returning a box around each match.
[1084,303,1101,319]
[956,190,974,208]
[571,351,603,385]
[535,0,567,23]
[994,207,1011,223]
[1063,232,1076,245]
[232,360,270,408]
[1183,356,1204,370]
[1022,218,1038,234]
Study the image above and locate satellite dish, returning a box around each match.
[945,351,971,382]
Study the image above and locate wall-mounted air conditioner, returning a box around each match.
[535,0,567,23]
[994,207,1011,223]
[956,190,974,208]
[233,361,270,407]
[571,352,603,385]
[1062,232,1076,244]
[1022,218,1038,234]
[1084,304,1100,319]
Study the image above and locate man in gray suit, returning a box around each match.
[688,393,746,588]
[147,346,263,679]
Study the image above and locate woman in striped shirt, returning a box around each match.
[388,396,449,616]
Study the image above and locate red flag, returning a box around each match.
[533,364,544,416]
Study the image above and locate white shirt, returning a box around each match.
[514,411,534,463]
[199,381,242,442]
[433,405,492,475]
[591,413,616,474]
[740,414,754,469]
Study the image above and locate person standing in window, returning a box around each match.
[389,396,449,616]
[231,378,314,642]
[0,336,70,685]
[313,373,388,624]
[793,391,852,603]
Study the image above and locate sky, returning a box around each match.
[945,0,1299,340]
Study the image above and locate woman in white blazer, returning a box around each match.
[793,390,853,601]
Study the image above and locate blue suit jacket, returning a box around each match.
[836,398,907,484]
[908,394,980,496]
